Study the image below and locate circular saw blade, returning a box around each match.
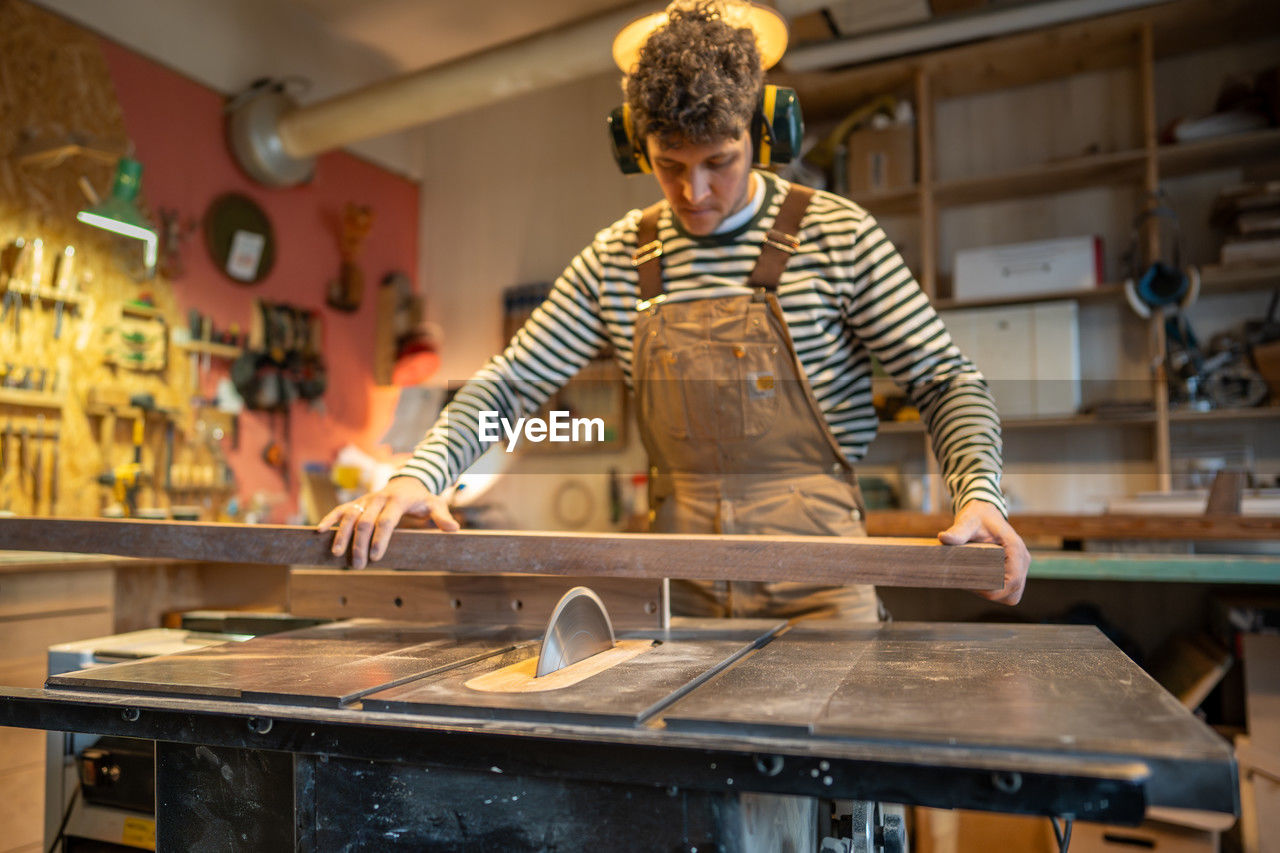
[536,586,616,678]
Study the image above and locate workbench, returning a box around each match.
[0,518,1241,851]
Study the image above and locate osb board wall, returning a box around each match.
[0,0,201,518]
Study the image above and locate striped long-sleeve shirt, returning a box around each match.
[400,171,1007,515]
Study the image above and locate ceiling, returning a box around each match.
[285,0,660,72]
[282,0,1001,74]
[277,0,1150,78]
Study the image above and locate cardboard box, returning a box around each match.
[1252,338,1280,402]
[846,124,915,194]
[939,300,1081,418]
[1244,633,1280,754]
[1069,819,1218,853]
[1237,736,1280,853]
[952,235,1104,302]
[913,807,1056,852]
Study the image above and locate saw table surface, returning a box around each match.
[1,617,1236,827]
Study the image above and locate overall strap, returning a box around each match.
[632,202,666,302]
[748,184,814,291]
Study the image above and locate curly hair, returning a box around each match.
[624,1,764,146]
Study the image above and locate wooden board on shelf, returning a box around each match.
[1158,127,1280,179]
[0,388,65,409]
[172,339,243,360]
[931,282,1126,312]
[925,14,1142,100]
[932,149,1146,208]
[846,185,920,216]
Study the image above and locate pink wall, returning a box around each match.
[100,39,418,521]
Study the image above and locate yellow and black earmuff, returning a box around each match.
[607,84,804,175]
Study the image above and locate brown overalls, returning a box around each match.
[632,184,881,623]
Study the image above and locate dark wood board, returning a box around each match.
[0,517,1004,589]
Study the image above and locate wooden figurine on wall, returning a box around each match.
[326,202,373,312]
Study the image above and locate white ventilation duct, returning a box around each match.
[229,1,661,186]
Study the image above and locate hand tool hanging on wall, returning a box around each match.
[47,427,60,517]
[97,415,146,517]
[0,238,29,339]
[95,394,168,517]
[19,423,33,516]
[51,245,76,340]
[0,421,16,513]
[31,415,44,516]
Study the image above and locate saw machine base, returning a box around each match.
[0,616,1237,851]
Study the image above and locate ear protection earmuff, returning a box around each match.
[1123,193,1200,319]
[607,84,804,175]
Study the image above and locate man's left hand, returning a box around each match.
[938,500,1029,605]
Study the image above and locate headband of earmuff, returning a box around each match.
[607,84,803,175]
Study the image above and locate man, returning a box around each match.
[322,0,1029,614]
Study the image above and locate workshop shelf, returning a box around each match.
[0,388,66,409]
[1030,552,1280,584]
[173,339,244,360]
[932,148,1147,209]
[1158,127,1280,178]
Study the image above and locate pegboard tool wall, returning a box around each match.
[0,0,421,521]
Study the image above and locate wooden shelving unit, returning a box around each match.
[783,0,1280,508]
[1158,126,1280,177]
[931,149,1146,209]
[0,388,65,409]
[878,410,1165,435]
[1168,405,1280,425]
[931,282,1126,312]
[119,302,165,319]
[173,339,244,360]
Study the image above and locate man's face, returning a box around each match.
[645,131,754,236]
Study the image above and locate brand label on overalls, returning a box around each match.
[746,372,776,399]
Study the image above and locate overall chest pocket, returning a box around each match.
[640,342,781,442]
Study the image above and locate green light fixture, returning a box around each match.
[77,157,158,274]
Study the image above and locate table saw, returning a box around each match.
[0,518,1239,851]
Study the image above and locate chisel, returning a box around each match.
[52,245,75,340]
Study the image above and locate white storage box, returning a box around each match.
[953,236,1103,301]
[940,300,1081,418]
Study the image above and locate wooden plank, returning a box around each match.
[0,763,44,853]
[867,511,1280,541]
[289,570,667,628]
[112,561,289,634]
[924,14,1141,99]
[931,148,1146,208]
[0,611,115,662]
[464,640,654,693]
[1158,127,1280,179]
[0,568,113,619]
[915,66,937,298]
[0,518,1004,589]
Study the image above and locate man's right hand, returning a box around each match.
[317,476,460,569]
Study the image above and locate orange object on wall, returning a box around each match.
[100,39,421,521]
